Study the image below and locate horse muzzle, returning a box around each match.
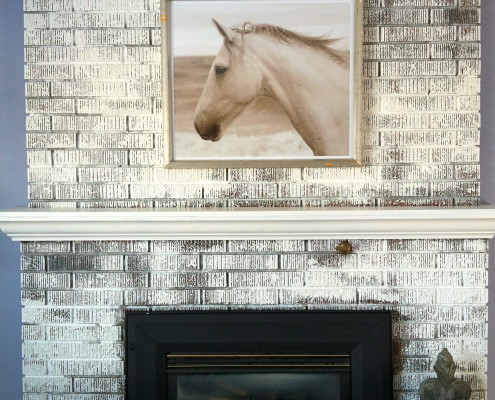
[194,121,223,142]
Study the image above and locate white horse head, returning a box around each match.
[193,20,350,156]
[193,19,263,141]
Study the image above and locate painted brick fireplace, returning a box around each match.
[0,0,493,399]
[1,207,494,399]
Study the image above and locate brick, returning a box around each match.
[124,289,200,306]
[48,360,123,376]
[73,0,148,11]
[204,289,278,305]
[364,9,429,25]
[22,307,72,324]
[52,116,127,132]
[50,12,126,28]
[74,64,152,80]
[203,183,278,199]
[24,0,72,11]
[74,241,148,253]
[381,61,456,77]
[74,29,150,45]
[281,254,357,270]
[430,8,480,25]
[363,78,428,95]
[126,12,160,27]
[76,99,151,114]
[53,150,128,166]
[52,81,127,97]
[381,26,456,42]
[25,64,73,80]
[150,240,226,253]
[306,271,382,287]
[150,272,226,288]
[130,183,202,199]
[22,273,71,289]
[229,240,304,253]
[23,377,72,393]
[280,288,357,305]
[47,290,123,306]
[27,133,76,149]
[229,271,304,287]
[364,44,429,60]
[203,254,278,270]
[73,377,125,393]
[74,272,148,288]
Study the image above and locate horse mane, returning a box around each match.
[232,22,350,66]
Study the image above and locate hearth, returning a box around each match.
[125,310,392,400]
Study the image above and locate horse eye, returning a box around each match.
[215,65,228,75]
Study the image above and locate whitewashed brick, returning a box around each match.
[25,64,73,79]
[47,290,123,306]
[74,64,151,80]
[124,289,200,306]
[52,116,127,132]
[74,272,148,288]
[204,289,278,305]
[73,377,124,393]
[23,377,72,393]
[52,81,127,97]
[126,12,160,27]
[73,0,148,11]
[74,29,149,45]
[280,288,357,305]
[381,61,456,77]
[151,240,225,253]
[229,240,304,253]
[24,13,49,29]
[381,26,456,42]
[125,47,161,63]
[50,12,126,28]
[150,272,226,288]
[48,360,123,376]
[22,273,71,289]
[430,8,480,25]
[364,9,429,25]
[25,0,72,12]
[53,150,128,166]
[27,99,75,114]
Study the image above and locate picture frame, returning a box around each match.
[161,0,362,168]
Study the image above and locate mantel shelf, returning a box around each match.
[2,206,495,241]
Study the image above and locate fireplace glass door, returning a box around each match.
[167,353,351,400]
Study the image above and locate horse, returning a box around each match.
[193,19,350,156]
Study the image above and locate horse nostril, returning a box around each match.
[194,121,201,134]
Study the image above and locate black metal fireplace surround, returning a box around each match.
[125,310,392,400]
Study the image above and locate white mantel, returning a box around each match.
[1,206,495,241]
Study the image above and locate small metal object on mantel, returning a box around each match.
[336,240,353,254]
[419,348,471,400]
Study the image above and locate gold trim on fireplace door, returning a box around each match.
[167,354,350,358]
[167,363,351,368]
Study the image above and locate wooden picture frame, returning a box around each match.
[161,0,362,168]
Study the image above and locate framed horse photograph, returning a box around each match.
[161,0,362,168]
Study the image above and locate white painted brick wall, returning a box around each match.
[23,0,480,208]
[21,0,486,398]
[19,238,489,399]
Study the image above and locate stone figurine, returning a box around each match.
[419,348,472,400]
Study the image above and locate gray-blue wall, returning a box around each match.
[0,0,27,398]
[0,1,493,398]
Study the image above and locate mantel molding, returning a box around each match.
[1,206,495,241]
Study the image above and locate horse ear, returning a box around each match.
[211,19,236,46]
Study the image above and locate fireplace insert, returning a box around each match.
[125,310,392,400]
